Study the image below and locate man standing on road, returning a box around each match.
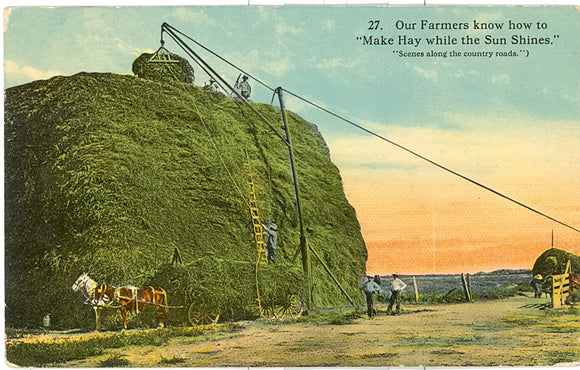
[531,274,543,298]
[386,273,407,315]
[360,275,383,318]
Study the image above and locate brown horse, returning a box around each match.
[93,283,168,330]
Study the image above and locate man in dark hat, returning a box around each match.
[360,275,383,318]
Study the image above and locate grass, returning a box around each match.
[98,355,131,367]
[5,324,240,367]
[160,355,187,365]
[543,350,580,364]
[294,309,363,325]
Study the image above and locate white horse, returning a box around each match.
[72,272,112,331]
[72,272,96,297]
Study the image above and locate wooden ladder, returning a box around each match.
[247,169,267,261]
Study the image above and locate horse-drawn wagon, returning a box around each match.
[72,271,221,330]
[72,256,306,331]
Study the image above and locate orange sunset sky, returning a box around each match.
[333,115,580,275]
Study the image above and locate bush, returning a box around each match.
[393,283,530,304]
[479,284,529,300]
[99,355,131,367]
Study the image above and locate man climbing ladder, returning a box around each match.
[261,219,278,263]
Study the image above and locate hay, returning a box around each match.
[5,72,366,328]
[532,248,580,276]
[132,52,195,84]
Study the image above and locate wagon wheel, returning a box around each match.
[187,303,220,326]
[259,304,277,319]
[275,295,303,319]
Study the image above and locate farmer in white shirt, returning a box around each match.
[386,273,407,315]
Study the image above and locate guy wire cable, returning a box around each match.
[163,24,289,146]
[164,23,275,93]
[282,88,580,234]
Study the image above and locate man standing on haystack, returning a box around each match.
[235,74,251,100]
[386,273,407,315]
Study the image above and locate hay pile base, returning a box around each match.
[5,72,366,329]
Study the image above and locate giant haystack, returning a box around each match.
[5,71,367,329]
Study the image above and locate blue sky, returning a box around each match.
[4,6,579,273]
[5,6,578,124]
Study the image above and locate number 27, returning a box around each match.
[368,20,380,30]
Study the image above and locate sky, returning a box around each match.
[3,5,579,274]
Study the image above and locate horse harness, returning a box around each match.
[93,283,166,312]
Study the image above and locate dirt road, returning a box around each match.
[11,296,580,367]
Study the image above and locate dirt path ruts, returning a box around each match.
[40,296,580,367]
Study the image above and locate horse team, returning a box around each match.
[72,272,167,330]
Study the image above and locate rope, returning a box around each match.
[92,285,183,310]
[163,63,248,203]
[162,24,289,146]
[164,23,275,93]
[91,301,184,310]
[281,88,580,234]
[255,257,264,317]
[192,96,247,201]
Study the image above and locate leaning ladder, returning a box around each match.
[247,168,267,261]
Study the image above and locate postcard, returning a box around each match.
[3,4,579,368]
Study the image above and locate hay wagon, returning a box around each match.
[185,297,221,326]
[156,252,307,326]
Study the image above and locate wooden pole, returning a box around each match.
[308,245,354,306]
[276,87,311,306]
[466,273,472,299]
[413,276,419,303]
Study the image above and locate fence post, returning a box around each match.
[461,273,472,303]
[413,276,419,303]
[93,306,101,332]
[466,273,472,297]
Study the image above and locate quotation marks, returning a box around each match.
[358,18,562,59]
